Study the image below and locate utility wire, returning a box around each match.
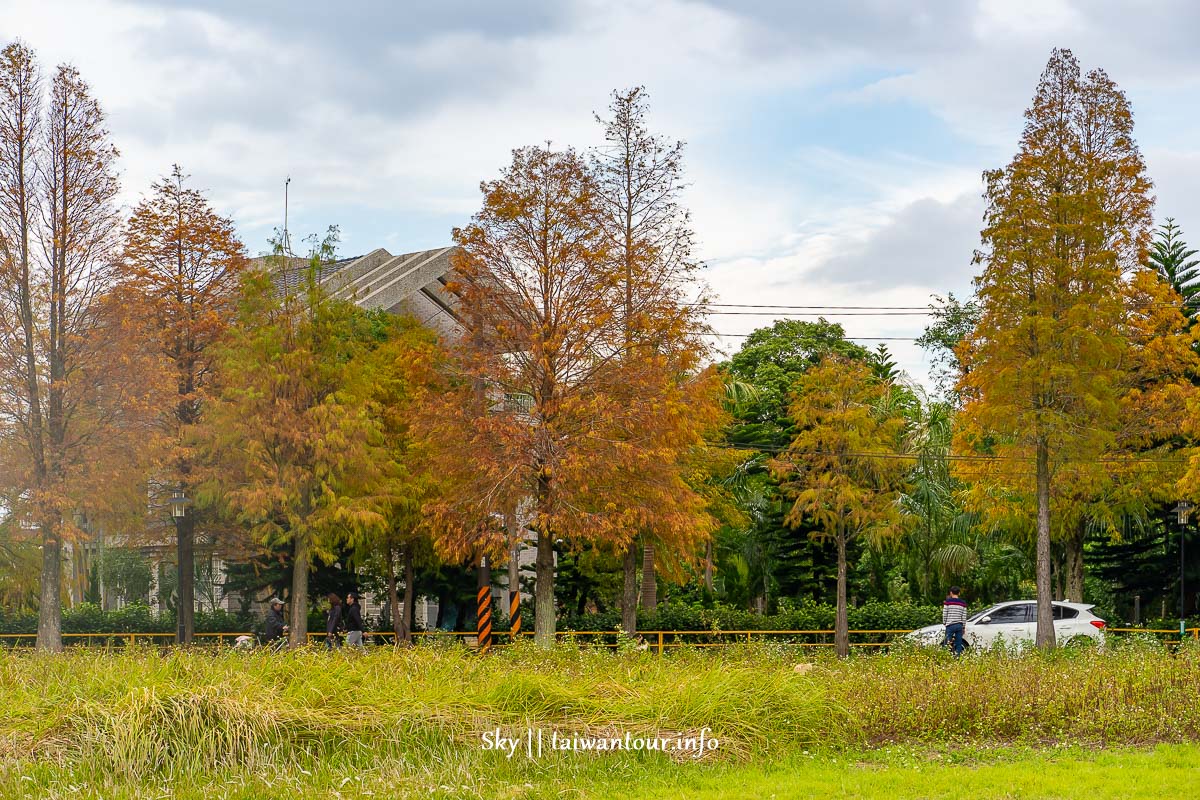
[706,311,933,316]
[703,441,1190,465]
[698,332,923,341]
[695,301,1191,311]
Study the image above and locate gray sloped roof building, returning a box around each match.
[271,246,465,340]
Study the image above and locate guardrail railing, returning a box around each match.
[0,626,1195,653]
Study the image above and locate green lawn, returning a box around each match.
[631,746,1200,799]
[5,745,1197,799]
[1,643,1198,798]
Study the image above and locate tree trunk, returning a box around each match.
[640,541,657,612]
[402,546,414,644]
[835,519,849,659]
[1066,520,1085,603]
[1034,439,1055,650]
[534,528,555,648]
[704,539,714,593]
[36,524,62,653]
[175,510,195,644]
[386,548,401,643]
[621,544,637,634]
[289,534,310,648]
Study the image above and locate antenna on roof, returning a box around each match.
[282,176,294,257]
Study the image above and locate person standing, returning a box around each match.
[325,593,343,650]
[263,597,288,651]
[344,591,365,648]
[942,586,968,657]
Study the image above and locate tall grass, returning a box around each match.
[0,637,1197,789]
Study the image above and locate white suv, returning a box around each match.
[904,600,1106,650]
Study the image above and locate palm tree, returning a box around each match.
[898,392,1036,604]
[1148,218,1200,317]
[899,397,972,601]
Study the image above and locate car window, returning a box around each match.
[1053,605,1079,620]
[981,604,1032,624]
[968,605,1001,623]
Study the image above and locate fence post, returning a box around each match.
[747,631,752,645]
[657,631,663,655]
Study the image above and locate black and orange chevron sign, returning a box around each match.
[477,585,493,654]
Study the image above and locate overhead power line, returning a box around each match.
[704,441,1190,466]
[697,300,1193,311]
[699,303,932,311]
[706,310,933,317]
[699,332,922,341]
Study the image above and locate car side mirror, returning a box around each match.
[978,616,991,624]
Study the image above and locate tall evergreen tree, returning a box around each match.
[1148,218,1200,316]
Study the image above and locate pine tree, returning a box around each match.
[1148,218,1200,316]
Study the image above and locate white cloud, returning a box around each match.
[4,0,1200,388]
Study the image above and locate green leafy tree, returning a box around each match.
[719,320,876,613]
[201,229,395,646]
[98,548,152,606]
[358,314,443,643]
[915,293,981,405]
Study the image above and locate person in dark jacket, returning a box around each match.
[263,597,288,650]
[326,593,343,650]
[344,591,365,648]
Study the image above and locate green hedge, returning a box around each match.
[559,600,943,634]
[0,604,256,636]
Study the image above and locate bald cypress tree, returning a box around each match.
[956,49,1154,649]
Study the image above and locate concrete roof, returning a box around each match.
[262,246,465,341]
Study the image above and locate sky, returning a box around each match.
[4,0,1200,387]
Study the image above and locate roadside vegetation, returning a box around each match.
[2,643,1199,797]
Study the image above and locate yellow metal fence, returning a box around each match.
[0,627,1195,653]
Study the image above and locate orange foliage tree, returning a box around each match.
[591,86,716,630]
[426,145,718,646]
[121,164,247,644]
[201,232,397,647]
[0,45,164,651]
[956,49,1157,648]
[772,356,907,658]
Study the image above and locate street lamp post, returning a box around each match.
[171,489,192,644]
[1173,501,1192,638]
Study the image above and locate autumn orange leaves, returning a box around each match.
[423,89,722,646]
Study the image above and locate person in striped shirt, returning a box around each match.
[942,586,968,656]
